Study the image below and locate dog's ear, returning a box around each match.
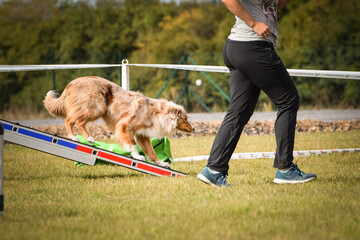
[165,106,176,120]
[170,106,182,116]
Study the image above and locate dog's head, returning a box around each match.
[169,104,194,133]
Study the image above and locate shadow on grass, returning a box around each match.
[77,172,143,180]
[6,172,144,181]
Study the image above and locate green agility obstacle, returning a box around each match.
[75,135,173,166]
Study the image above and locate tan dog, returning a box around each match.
[43,76,194,168]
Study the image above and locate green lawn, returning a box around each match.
[1,131,359,240]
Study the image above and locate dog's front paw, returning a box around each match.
[155,161,170,169]
[132,154,146,161]
[86,136,95,143]
[70,135,79,142]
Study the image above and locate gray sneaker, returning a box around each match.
[197,167,231,187]
[274,163,316,184]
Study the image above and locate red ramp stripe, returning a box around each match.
[76,145,93,154]
[98,151,132,166]
[137,163,172,176]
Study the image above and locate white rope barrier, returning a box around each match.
[0,63,359,80]
[128,63,360,80]
[174,148,360,162]
[0,64,121,72]
[287,69,360,80]
[128,63,230,73]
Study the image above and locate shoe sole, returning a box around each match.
[274,176,316,184]
[197,173,216,186]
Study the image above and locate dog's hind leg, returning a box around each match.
[65,117,79,142]
[115,123,145,161]
[136,135,170,169]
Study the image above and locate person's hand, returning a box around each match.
[252,21,272,38]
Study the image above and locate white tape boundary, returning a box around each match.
[174,148,360,162]
[0,64,359,80]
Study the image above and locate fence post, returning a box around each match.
[121,59,129,90]
[0,123,4,217]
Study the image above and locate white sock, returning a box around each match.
[209,168,220,174]
[279,168,290,172]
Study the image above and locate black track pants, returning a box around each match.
[207,39,299,175]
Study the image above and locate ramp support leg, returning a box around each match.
[0,123,4,217]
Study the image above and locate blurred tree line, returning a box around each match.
[0,0,359,115]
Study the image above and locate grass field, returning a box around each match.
[1,130,359,240]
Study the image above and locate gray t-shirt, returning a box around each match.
[228,0,279,48]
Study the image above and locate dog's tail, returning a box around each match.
[43,90,66,118]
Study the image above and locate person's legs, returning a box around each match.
[227,41,316,183]
[226,41,299,169]
[198,40,315,186]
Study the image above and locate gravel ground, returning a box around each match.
[188,109,360,122]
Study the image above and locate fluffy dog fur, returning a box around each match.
[43,76,194,168]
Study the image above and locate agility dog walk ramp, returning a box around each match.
[0,119,186,177]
